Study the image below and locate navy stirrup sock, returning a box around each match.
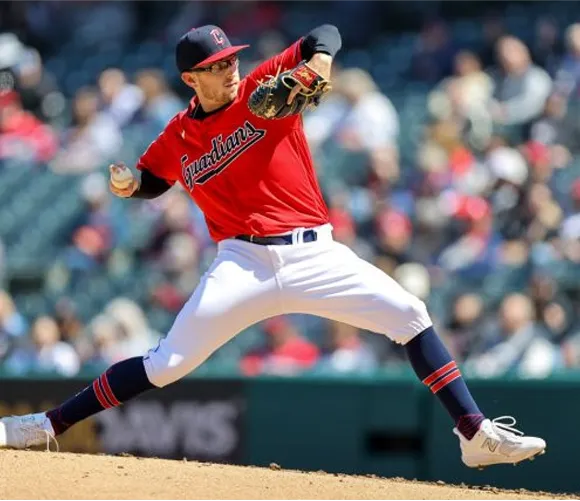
[46,357,156,435]
[405,327,485,440]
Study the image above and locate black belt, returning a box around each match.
[235,229,318,245]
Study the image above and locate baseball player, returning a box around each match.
[1,24,546,469]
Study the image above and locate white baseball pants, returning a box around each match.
[143,224,432,387]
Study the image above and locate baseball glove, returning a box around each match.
[248,61,331,120]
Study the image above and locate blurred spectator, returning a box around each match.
[61,173,116,282]
[393,262,431,303]
[409,167,457,259]
[419,116,492,200]
[465,294,562,378]
[560,180,580,245]
[150,231,200,312]
[410,19,457,83]
[61,224,110,282]
[373,209,418,276]
[437,195,498,279]
[0,32,24,92]
[434,50,493,116]
[5,315,80,376]
[240,316,320,376]
[540,299,576,345]
[0,90,58,163]
[529,273,565,315]
[326,188,375,261]
[527,274,580,349]
[85,314,124,367]
[0,238,5,287]
[489,36,553,127]
[0,290,27,338]
[77,172,116,231]
[14,47,65,124]
[529,93,580,157]
[53,297,88,354]
[98,68,144,129]
[428,51,493,150]
[103,297,160,359]
[524,183,563,244]
[520,141,555,186]
[485,146,529,240]
[367,146,403,204]
[304,68,399,153]
[140,190,198,262]
[132,69,183,133]
[531,18,563,77]
[50,87,122,173]
[441,293,487,362]
[0,290,27,362]
[554,23,580,98]
[317,321,378,373]
[328,202,357,246]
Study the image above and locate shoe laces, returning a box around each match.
[491,416,524,439]
[16,416,60,452]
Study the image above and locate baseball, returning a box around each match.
[111,165,134,189]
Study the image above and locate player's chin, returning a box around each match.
[224,83,239,99]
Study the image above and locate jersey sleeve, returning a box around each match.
[247,39,304,86]
[135,124,179,186]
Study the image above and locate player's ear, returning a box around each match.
[181,72,198,91]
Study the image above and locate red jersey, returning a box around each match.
[136,40,329,242]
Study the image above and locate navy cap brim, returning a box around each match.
[193,44,250,69]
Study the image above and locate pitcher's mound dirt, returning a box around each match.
[0,450,570,499]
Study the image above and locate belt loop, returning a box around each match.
[293,228,305,244]
[250,235,254,243]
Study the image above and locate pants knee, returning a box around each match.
[143,344,199,388]
[410,297,430,321]
[400,297,433,343]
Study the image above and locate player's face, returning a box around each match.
[182,55,241,107]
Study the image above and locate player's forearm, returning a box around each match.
[130,169,172,199]
[301,24,342,60]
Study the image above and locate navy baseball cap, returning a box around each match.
[175,25,249,72]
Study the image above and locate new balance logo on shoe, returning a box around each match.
[482,437,499,453]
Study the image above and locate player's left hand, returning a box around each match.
[287,53,332,105]
[248,59,331,120]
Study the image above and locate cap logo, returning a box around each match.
[210,29,225,46]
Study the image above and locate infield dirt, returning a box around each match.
[0,450,572,499]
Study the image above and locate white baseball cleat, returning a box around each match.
[0,413,58,451]
[453,416,546,469]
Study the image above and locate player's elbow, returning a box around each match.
[303,24,342,59]
[321,24,341,47]
[320,24,340,36]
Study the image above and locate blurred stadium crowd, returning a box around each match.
[2,0,580,379]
